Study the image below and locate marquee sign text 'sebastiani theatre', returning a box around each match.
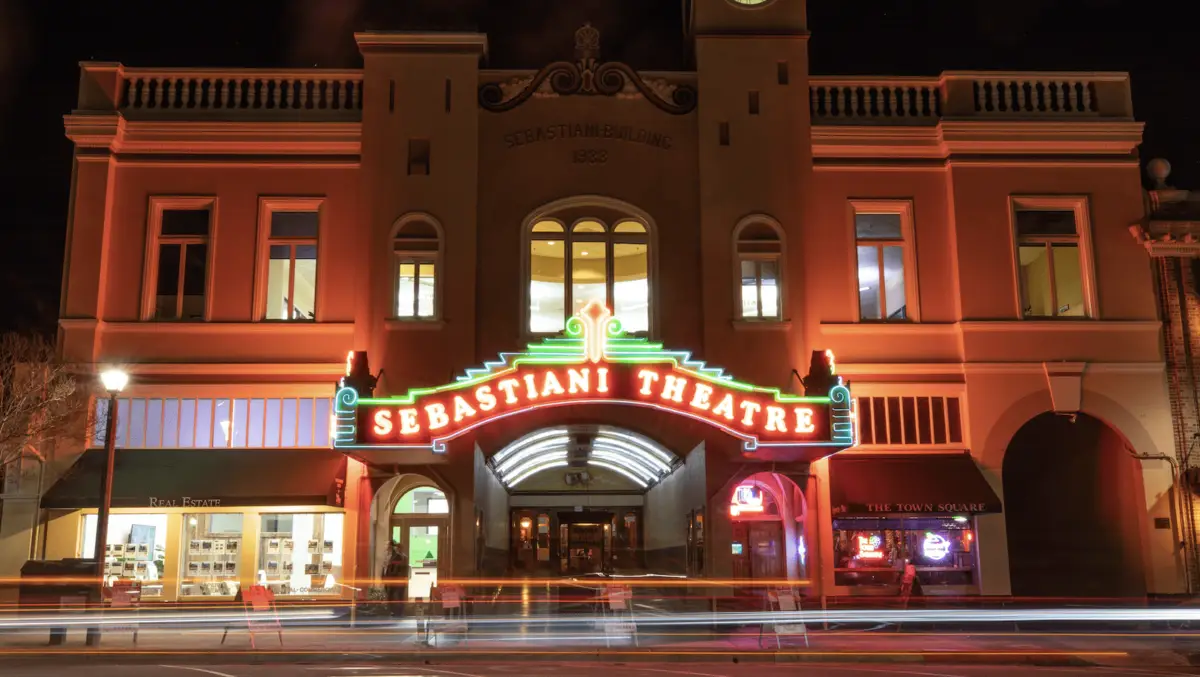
[334,301,854,453]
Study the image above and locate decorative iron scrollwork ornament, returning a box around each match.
[479,23,697,115]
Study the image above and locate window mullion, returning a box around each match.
[606,240,615,311]
[287,245,297,320]
[175,244,187,319]
[876,243,886,320]
[1046,242,1059,316]
[755,261,764,319]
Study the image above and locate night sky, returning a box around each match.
[0,0,1195,335]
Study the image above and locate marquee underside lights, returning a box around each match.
[334,301,854,453]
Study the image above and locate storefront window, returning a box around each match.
[832,517,975,587]
[81,514,168,598]
[180,513,243,598]
[258,513,344,596]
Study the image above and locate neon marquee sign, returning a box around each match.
[334,301,854,453]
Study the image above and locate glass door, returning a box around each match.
[390,517,446,599]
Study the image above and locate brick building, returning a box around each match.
[0,0,1183,602]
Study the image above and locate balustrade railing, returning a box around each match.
[970,77,1095,115]
[811,72,1130,124]
[810,79,942,123]
[118,70,363,115]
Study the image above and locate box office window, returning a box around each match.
[180,513,244,598]
[81,513,168,598]
[94,397,332,449]
[258,513,344,597]
[832,517,976,587]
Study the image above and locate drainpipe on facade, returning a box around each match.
[1129,450,1191,594]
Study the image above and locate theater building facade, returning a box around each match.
[5,1,1183,601]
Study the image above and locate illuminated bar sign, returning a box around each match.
[334,302,853,453]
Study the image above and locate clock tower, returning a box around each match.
[691,0,813,388]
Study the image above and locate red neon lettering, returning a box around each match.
[765,406,787,433]
[794,407,815,434]
[690,382,714,411]
[476,385,497,411]
[662,375,687,403]
[712,394,736,421]
[522,374,539,400]
[738,401,762,426]
[399,408,420,435]
[637,369,660,395]
[541,371,566,397]
[567,368,590,394]
[373,410,393,436]
[452,395,477,422]
[426,403,449,430]
[497,379,520,404]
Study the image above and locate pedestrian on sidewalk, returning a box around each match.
[383,542,409,617]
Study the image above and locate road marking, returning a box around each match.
[629,668,733,677]
[821,666,969,677]
[391,667,488,677]
[161,666,240,677]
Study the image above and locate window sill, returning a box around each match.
[731,319,792,332]
[385,318,445,331]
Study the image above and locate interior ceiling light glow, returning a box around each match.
[588,450,659,483]
[590,438,672,474]
[494,436,571,475]
[586,460,649,488]
[492,427,570,465]
[499,451,569,482]
[599,428,676,465]
[508,461,570,488]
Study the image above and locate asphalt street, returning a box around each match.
[2,662,1200,677]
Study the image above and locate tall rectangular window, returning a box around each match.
[393,218,441,320]
[854,204,916,322]
[152,206,211,321]
[735,221,783,320]
[1015,205,1088,318]
[265,211,319,320]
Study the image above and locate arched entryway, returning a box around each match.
[729,472,807,583]
[1003,412,1147,598]
[370,474,451,589]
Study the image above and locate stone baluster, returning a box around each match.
[1016,81,1028,112]
[352,80,362,109]
[1080,82,1093,113]
[1049,81,1061,112]
[135,77,148,108]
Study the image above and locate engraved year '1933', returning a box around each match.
[571,149,608,164]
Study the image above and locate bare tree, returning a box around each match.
[0,333,91,481]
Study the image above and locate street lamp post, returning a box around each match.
[85,368,128,647]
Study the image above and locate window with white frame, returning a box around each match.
[264,210,319,321]
[528,218,649,333]
[1013,201,1090,318]
[734,220,783,320]
[151,204,211,321]
[393,219,440,319]
[854,203,917,322]
[93,397,333,449]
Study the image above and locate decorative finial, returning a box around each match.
[575,22,601,61]
[1147,158,1172,189]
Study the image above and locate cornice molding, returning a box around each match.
[355,32,488,55]
[813,120,1144,160]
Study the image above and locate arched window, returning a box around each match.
[528,217,650,333]
[393,215,442,319]
[393,486,449,514]
[734,217,784,320]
